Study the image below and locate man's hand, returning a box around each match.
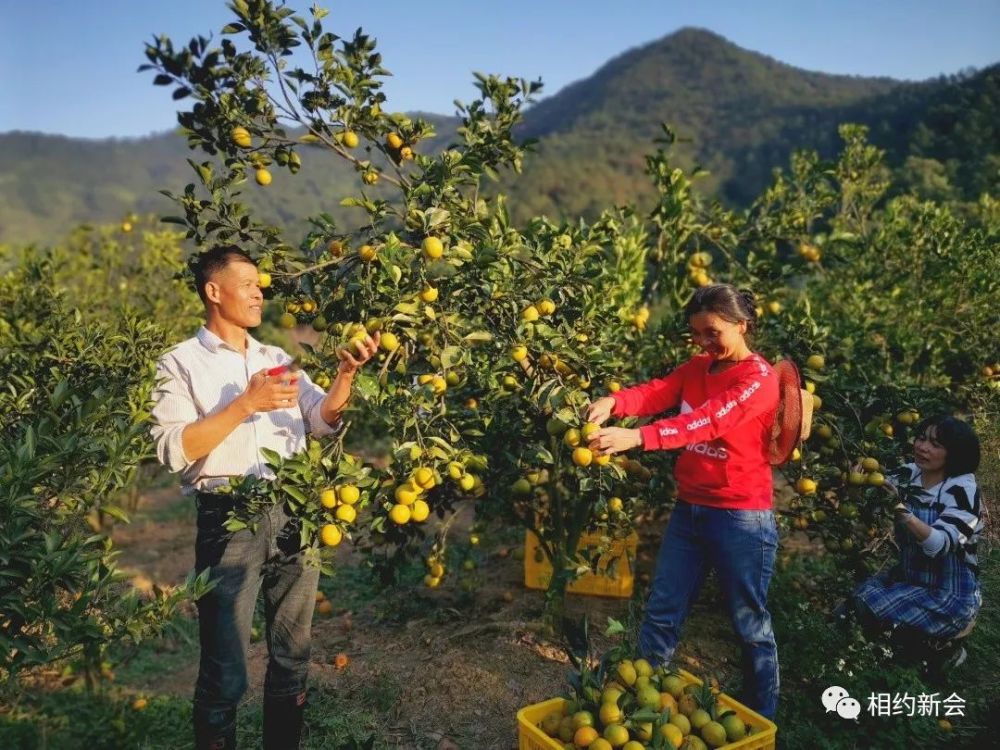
[586,396,617,426]
[240,369,300,414]
[337,332,380,374]
[589,426,643,456]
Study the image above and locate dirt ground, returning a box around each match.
[111,487,796,749]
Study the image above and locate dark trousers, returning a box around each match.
[192,493,319,736]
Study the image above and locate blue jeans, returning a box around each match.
[192,493,320,734]
[639,501,780,718]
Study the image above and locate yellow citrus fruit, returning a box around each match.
[848,471,866,486]
[700,721,728,748]
[669,710,691,733]
[320,489,338,508]
[589,738,613,750]
[573,726,598,748]
[362,170,379,184]
[358,244,377,262]
[633,658,653,677]
[335,504,356,524]
[536,298,556,316]
[608,497,623,512]
[867,472,885,486]
[424,574,441,588]
[601,686,624,705]
[388,504,411,524]
[420,286,439,302]
[622,742,644,750]
[342,130,359,148]
[338,485,360,505]
[659,723,683,748]
[422,236,444,259]
[413,467,436,490]
[257,272,271,289]
[608,380,622,393]
[131,697,148,711]
[301,299,316,313]
[602,724,629,748]
[429,562,445,578]
[279,312,297,329]
[805,354,825,370]
[380,332,400,352]
[521,305,540,322]
[572,447,594,467]
[458,474,476,492]
[400,146,413,160]
[320,524,343,547]
[570,710,594,730]
[795,477,817,494]
[410,499,430,522]
[805,380,816,394]
[563,429,581,447]
[813,394,823,410]
[431,375,447,395]
[231,126,252,148]
[581,422,599,439]
[255,168,272,186]
[511,344,528,362]
[616,660,637,686]
[386,132,403,149]
[598,702,621,725]
[395,484,419,506]
[861,457,880,472]
[594,454,611,466]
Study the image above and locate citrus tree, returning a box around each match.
[639,122,999,565]
[0,241,208,692]
[141,0,674,626]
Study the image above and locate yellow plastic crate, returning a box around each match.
[524,530,637,598]
[516,670,777,750]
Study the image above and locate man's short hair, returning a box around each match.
[191,245,256,303]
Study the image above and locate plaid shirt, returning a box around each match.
[150,327,341,494]
[853,464,983,638]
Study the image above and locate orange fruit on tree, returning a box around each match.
[659,723,684,748]
[420,286,439,302]
[410,499,430,522]
[521,305,540,322]
[257,272,271,289]
[320,524,343,547]
[335,505,356,524]
[231,126,252,148]
[421,236,444,259]
[338,485,360,505]
[320,488,338,508]
[572,447,594,467]
[795,477,817,494]
[255,167,272,186]
[316,600,333,615]
[341,130,359,148]
[333,652,349,669]
[388,504,411,525]
[413,467,436,490]
[386,132,403,149]
[358,244,377,262]
[395,483,419,506]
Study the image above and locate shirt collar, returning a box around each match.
[196,326,268,355]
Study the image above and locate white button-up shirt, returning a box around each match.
[150,326,341,494]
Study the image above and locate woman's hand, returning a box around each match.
[586,396,617,426]
[589,426,642,456]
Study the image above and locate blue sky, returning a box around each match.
[1,0,998,139]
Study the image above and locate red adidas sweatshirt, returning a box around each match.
[611,353,779,509]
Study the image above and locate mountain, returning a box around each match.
[1,29,996,245]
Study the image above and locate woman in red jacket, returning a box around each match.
[588,283,781,718]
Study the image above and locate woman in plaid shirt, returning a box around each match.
[849,416,983,665]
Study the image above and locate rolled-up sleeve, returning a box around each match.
[297,372,343,438]
[149,355,198,473]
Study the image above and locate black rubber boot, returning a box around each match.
[263,691,306,750]
[193,706,237,750]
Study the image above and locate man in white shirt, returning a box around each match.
[150,245,378,750]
